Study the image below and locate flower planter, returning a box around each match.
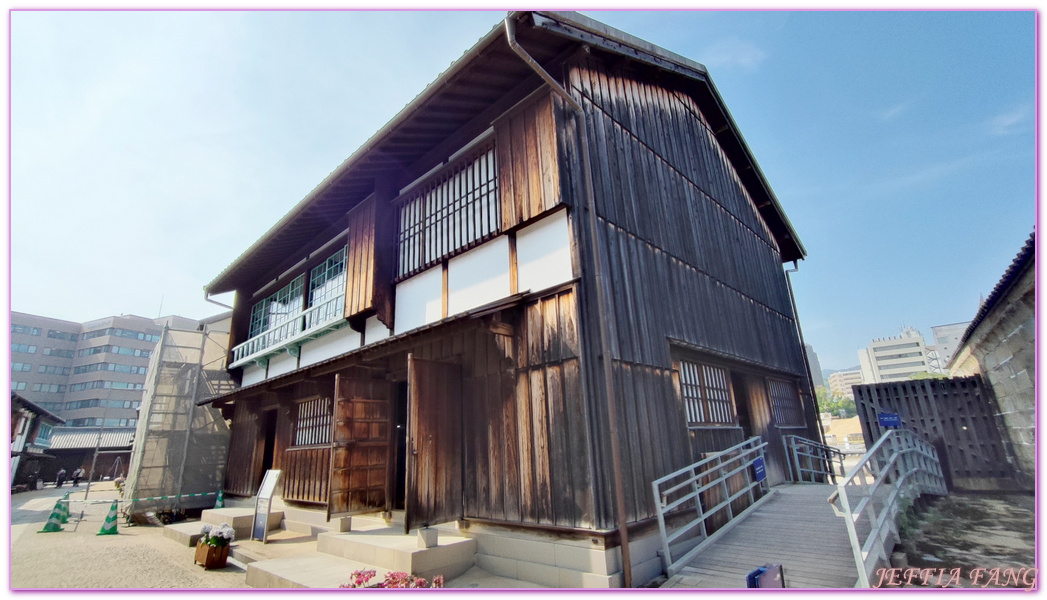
[195,541,230,570]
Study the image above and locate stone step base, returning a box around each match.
[245,552,391,588]
[162,521,205,547]
[316,527,476,581]
[200,507,283,541]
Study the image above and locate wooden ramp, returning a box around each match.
[663,484,860,589]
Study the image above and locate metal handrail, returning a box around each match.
[784,434,847,484]
[230,294,346,367]
[652,437,769,578]
[827,429,947,587]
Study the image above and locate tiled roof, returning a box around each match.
[47,428,134,450]
[957,232,1035,350]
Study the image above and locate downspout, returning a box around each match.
[205,293,234,311]
[504,16,634,588]
[784,261,825,445]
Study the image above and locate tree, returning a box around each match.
[815,385,857,418]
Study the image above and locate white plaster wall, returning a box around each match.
[241,364,266,386]
[447,236,510,315]
[267,351,298,378]
[394,266,444,335]
[299,326,362,367]
[516,210,573,294]
[364,315,391,345]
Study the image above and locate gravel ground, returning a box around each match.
[10,484,249,589]
[895,492,1036,589]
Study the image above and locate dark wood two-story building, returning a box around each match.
[201,11,821,586]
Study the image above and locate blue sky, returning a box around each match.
[9,10,1036,371]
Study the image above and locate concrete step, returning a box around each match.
[279,506,351,536]
[162,521,205,547]
[200,507,283,541]
[245,552,391,588]
[316,527,476,581]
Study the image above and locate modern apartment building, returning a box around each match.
[857,327,931,383]
[828,369,863,400]
[9,311,198,431]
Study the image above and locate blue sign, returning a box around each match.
[878,412,902,428]
[753,457,766,482]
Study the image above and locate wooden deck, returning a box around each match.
[663,484,860,589]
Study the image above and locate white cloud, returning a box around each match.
[880,101,911,122]
[699,37,768,71]
[986,105,1032,136]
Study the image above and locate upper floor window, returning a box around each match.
[36,423,54,445]
[768,379,804,427]
[397,142,499,279]
[680,360,735,425]
[11,324,41,336]
[47,329,79,342]
[306,247,348,329]
[249,275,305,339]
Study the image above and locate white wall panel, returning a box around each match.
[394,266,443,335]
[241,364,266,387]
[447,236,510,315]
[517,210,573,294]
[299,326,362,367]
[364,315,391,345]
[267,351,298,378]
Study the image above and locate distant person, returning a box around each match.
[55,468,67,488]
[72,467,85,487]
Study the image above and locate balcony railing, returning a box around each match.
[230,294,346,369]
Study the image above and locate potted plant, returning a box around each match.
[195,523,235,570]
[339,569,445,588]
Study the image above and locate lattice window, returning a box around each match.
[248,275,305,339]
[679,360,735,425]
[306,246,347,329]
[294,397,332,446]
[768,379,804,426]
[397,143,499,279]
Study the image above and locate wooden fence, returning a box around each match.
[853,376,1020,491]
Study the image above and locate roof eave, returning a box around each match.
[204,12,522,295]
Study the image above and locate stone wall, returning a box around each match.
[950,265,1035,486]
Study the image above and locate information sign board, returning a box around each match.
[252,469,281,543]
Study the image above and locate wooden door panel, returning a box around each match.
[405,354,463,533]
[329,374,393,517]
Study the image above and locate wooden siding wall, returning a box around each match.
[496,92,563,230]
[385,286,594,530]
[509,287,593,528]
[854,377,1019,490]
[557,55,813,528]
[345,197,377,320]
[283,446,331,504]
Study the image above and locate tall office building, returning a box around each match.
[927,321,971,372]
[804,344,824,388]
[10,311,199,431]
[857,327,932,384]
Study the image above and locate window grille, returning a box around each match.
[397,143,499,279]
[679,360,735,425]
[768,379,804,426]
[294,397,332,446]
[249,275,305,339]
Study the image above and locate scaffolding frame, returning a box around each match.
[123,320,235,515]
